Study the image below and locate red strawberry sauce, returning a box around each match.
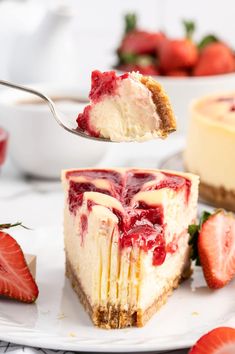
[0,128,8,166]
[66,169,191,266]
[76,106,99,137]
[76,71,129,136]
[90,70,127,102]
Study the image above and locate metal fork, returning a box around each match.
[0,80,111,142]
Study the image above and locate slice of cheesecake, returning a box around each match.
[76,71,176,141]
[62,168,199,329]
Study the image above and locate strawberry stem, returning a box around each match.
[0,222,31,230]
[118,52,138,64]
[124,13,137,34]
[182,19,196,40]
[118,52,154,66]
[198,34,219,50]
[199,211,211,227]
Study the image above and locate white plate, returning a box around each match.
[1,225,235,353]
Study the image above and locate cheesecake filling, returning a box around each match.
[198,94,235,127]
[76,71,162,141]
[63,168,198,319]
[66,168,191,267]
[184,93,235,191]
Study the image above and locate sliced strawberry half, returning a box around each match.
[189,327,235,353]
[198,210,235,289]
[0,230,38,303]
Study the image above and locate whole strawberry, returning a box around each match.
[119,14,165,55]
[0,222,39,303]
[189,210,235,289]
[158,20,198,72]
[120,31,165,56]
[159,39,198,72]
[193,42,235,76]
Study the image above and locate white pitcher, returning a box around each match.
[7,1,80,85]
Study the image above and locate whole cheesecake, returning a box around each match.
[62,168,199,328]
[184,93,235,211]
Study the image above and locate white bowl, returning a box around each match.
[0,84,109,178]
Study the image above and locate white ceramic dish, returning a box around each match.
[1,219,235,353]
[0,84,109,179]
[117,70,235,135]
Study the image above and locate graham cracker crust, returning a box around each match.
[200,181,235,212]
[66,256,190,329]
[140,75,177,137]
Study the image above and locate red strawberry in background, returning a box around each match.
[189,327,235,353]
[0,222,38,303]
[119,13,165,55]
[120,31,165,55]
[158,38,198,72]
[116,13,164,75]
[116,14,235,77]
[158,21,198,72]
[189,210,235,289]
[193,42,235,76]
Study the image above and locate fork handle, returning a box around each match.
[0,79,58,120]
[0,80,51,102]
